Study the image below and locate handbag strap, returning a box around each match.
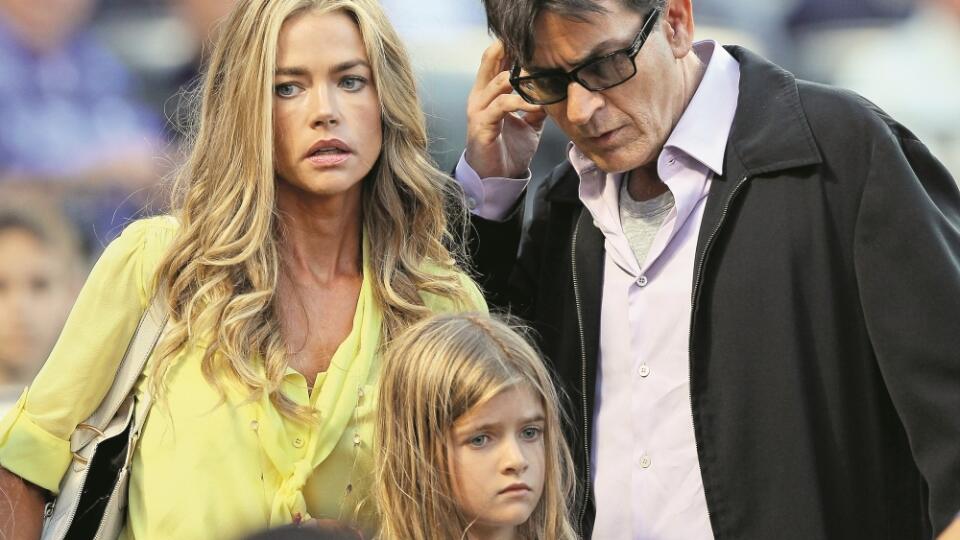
[70,296,169,452]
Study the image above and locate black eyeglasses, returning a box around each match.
[510,7,662,105]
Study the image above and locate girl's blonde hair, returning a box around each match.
[150,0,472,417]
[375,313,577,540]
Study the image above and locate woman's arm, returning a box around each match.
[0,466,47,540]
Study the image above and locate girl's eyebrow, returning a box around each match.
[455,414,546,434]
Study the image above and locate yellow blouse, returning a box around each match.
[0,216,486,540]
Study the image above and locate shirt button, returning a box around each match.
[639,455,652,469]
[293,436,305,449]
[466,196,478,210]
[638,365,651,378]
[637,275,649,287]
[250,420,259,432]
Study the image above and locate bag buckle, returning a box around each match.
[71,423,106,465]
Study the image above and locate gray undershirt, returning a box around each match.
[619,178,676,268]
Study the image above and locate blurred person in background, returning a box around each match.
[165,0,237,138]
[0,201,82,412]
[0,0,165,255]
[834,0,960,180]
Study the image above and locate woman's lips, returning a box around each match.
[306,151,351,167]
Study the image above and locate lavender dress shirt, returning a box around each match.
[457,41,740,539]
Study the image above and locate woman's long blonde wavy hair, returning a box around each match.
[150,0,473,417]
[375,313,578,540]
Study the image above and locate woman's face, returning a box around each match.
[447,385,546,537]
[272,9,382,199]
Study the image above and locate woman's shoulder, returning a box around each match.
[419,263,487,315]
[99,215,181,301]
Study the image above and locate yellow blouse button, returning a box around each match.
[293,436,305,448]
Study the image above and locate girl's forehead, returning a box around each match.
[453,384,545,429]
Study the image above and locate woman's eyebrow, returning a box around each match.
[330,59,370,73]
[275,66,309,77]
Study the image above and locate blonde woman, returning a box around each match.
[0,0,484,538]
[375,313,576,540]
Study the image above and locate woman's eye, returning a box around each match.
[520,426,542,441]
[275,83,301,98]
[340,76,367,92]
[468,434,489,448]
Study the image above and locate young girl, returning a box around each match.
[375,313,577,540]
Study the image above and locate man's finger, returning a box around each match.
[470,71,514,112]
[520,107,548,131]
[484,93,543,119]
[473,40,508,92]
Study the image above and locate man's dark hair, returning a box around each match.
[482,0,667,64]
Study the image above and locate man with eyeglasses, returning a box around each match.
[454,0,960,539]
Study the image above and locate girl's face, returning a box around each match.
[272,9,383,199]
[448,385,546,538]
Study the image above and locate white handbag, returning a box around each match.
[41,298,168,540]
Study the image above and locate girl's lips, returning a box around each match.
[306,152,351,167]
[498,483,533,495]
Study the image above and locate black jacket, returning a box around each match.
[468,46,960,539]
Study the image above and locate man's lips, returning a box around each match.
[585,126,625,147]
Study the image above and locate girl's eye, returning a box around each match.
[275,83,301,98]
[340,76,367,92]
[468,434,489,448]
[520,426,543,441]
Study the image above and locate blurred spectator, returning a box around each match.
[164,0,236,138]
[0,0,164,255]
[0,200,83,411]
[833,0,960,179]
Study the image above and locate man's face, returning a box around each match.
[527,0,692,172]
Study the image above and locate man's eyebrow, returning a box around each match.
[527,38,623,73]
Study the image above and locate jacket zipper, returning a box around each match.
[688,174,750,538]
[571,213,591,539]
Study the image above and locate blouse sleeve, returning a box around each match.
[0,216,177,493]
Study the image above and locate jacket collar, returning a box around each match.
[545,45,822,204]
[723,45,821,177]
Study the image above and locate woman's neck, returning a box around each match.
[275,181,363,284]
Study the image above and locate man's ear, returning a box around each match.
[661,0,695,59]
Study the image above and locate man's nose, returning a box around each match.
[565,82,604,126]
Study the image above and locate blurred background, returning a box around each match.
[1,0,958,401]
